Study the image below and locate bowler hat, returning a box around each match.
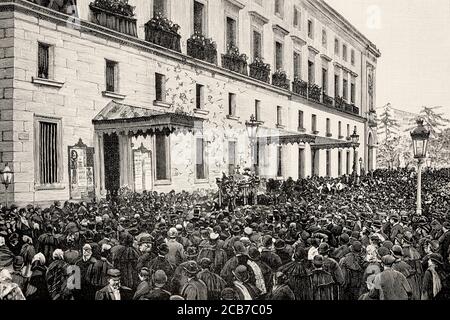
[313,255,324,268]
[392,245,403,257]
[107,269,121,279]
[318,243,330,254]
[153,270,168,287]
[199,257,212,269]
[157,243,169,255]
[232,265,249,282]
[351,241,363,253]
[185,247,198,259]
[381,255,396,266]
[247,247,261,261]
[274,239,286,250]
[184,261,200,275]
[429,253,444,266]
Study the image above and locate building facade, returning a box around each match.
[0,0,380,205]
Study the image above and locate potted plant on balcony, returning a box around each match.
[292,76,308,97]
[272,69,290,90]
[221,44,248,76]
[187,32,217,64]
[307,84,322,103]
[249,57,271,83]
[145,11,181,52]
[89,0,137,37]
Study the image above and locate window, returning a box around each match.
[293,7,300,29]
[338,150,342,176]
[351,81,355,104]
[277,106,283,126]
[154,0,167,17]
[195,84,204,109]
[277,145,283,177]
[351,49,355,66]
[35,118,61,185]
[347,124,350,138]
[346,150,351,174]
[293,51,301,78]
[226,17,237,47]
[308,60,315,84]
[252,30,262,60]
[228,93,236,116]
[334,73,340,97]
[228,141,237,175]
[155,73,166,102]
[307,19,314,39]
[343,78,348,101]
[322,29,327,48]
[312,114,317,132]
[338,121,342,138]
[343,44,348,61]
[196,137,207,180]
[105,60,118,92]
[155,134,170,181]
[255,100,261,121]
[326,118,331,136]
[275,41,283,70]
[193,1,205,34]
[298,110,304,129]
[326,150,331,176]
[322,67,328,93]
[275,0,283,17]
[334,38,339,55]
[38,42,51,79]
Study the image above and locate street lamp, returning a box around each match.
[350,128,360,184]
[1,163,14,208]
[245,114,261,175]
[410,119,430,215]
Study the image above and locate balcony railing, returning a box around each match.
[308,84,322,103]
[145,13,181,52]
[292,78,308,97]
[335,96,345,110]
[272,70,290,90]
[30,0,80,15]
[187,33,217,64]
[249,58,271,83]
[221,44,248,76]
[323,93,334,107]
[89,2,137,37]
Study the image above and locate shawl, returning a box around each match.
[233,281,252,300]
[247,260,266,294]
[429,266,442,298]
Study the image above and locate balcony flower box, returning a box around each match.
[352,104,360,115]
[187,32,217,64]
[221,44,248,76]
[31,0,79,15]
[292,77,308,98]
[344,102,354,113]
[89,1,137,37]
[272,70,290,90]
[249,57,271,83]
[308,84,322,103]
[145,12,181,52]
[335,96,345,110]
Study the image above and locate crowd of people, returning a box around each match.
[1,168,450,301]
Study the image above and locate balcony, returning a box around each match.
[145,12,181,52]
[368,110,378,127]
[221,45,248,76]
[187,32,217,64]
[308,84,322,103]
[335,96,345,110]
[272,70,290,90]
[249,57,271,83]
[323,94,334,107]
[30,0,79,15]
[292,78,308,98]
[89,1,137,37]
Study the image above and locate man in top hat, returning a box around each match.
[95,269,132,301]
[391,245,420,300]
[230,265,260,300]
[309,255,335,300]
[144,270,171,300]
[376,255,412,300]
[165,228,185,266]
[180,261,208,300]
[274,239,292,265]
[260,235,282,272]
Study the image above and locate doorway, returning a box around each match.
[103,133,120,197]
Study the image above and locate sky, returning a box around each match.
[325,0,450,117]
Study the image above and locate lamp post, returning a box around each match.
[1,163,14,208]
[245,114,261,175]
[350,128,360,184]
[410,119,430,216]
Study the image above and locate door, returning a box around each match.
[103,133,120,197]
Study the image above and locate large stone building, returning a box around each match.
[0,0,380,205]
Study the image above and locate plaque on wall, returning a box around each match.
[133,143,153,192]
[69,138,95,200]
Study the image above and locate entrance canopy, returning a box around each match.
[258,128,316,145]
[92,101,204,135]
[311,136,357,150]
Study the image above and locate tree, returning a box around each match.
[377,103,401,168]
[377,103,400,141]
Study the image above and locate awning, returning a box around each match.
[258,128,316,145]
[92,101,204,135]
[311,136,358,150]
